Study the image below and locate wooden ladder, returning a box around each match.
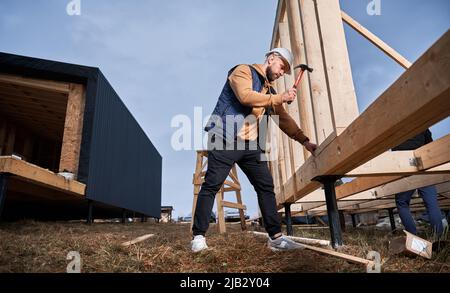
[191,150,247,233]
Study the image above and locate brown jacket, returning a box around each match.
[229,64,309,144]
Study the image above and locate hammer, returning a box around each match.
[287,64,313,105]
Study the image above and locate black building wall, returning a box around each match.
[82,71,162,217]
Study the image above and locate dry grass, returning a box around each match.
[0,220,448,273]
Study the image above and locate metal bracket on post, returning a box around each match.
[0,173,10,219]
[86,200,93,224]
[284,203,293,236]
[312,175,343,248]
[387,208,396,232]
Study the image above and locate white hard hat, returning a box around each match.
[266,48,294,74]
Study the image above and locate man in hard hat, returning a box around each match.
[191,48,317,252]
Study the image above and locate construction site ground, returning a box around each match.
[1,221,449,273]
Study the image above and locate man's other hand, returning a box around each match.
[303,141,317,156]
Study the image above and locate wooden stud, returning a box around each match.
[232,165,247,231]
[315,0,360,135]
[285,0,316,156]
[299,0,334,144]
[59,84,86,177]
[278,21,306,172]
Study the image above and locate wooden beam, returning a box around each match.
[285,0,316,156]
[346,134,450,176]
[278,21,305,172]
[336,135,450,200]
[305,174,450,212]
[346,151,416,176]
[251,231,330,246]
[270,0,285,49]
[282,30,450,205]
[0,156,85,195]
[374,174,450,199]
[0,73,70,94]
[315,0,359,134]
[341,11,412,69]
[221,201,246,210]
[59,84,86,177]
[251,231,371,265]
[274,67,294,183]
[299,0,334,144]
[414,134,450,170]
[121,234,155,247]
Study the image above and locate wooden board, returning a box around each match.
[0,156,85,195]
[59,83,86,176]
[341,11,412,69]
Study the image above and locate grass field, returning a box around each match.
[0,221,449,273]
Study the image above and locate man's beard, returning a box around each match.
[266,66,277,82]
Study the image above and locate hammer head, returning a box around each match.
[294,64,313,73]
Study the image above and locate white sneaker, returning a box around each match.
[191,235,208,252]
[267,235,306,251]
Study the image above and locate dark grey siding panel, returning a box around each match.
[85,72,162,217]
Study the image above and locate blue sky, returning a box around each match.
[1,0,449,219]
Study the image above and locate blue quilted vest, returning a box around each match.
[204,65,268,141]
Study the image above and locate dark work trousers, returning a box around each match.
[395,185,443,236]
[192,145,282,237]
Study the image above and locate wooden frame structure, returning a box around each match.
[267,0,450,247]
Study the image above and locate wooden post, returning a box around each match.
[299,0,334,144]
[0,174,9,218]
[285,0,316,158]
[314,0,359,134]
[190,151,205,230]
[216,186,226,234]
[0,121,6,156]
[232,165,247,231]
[4,125,15,155]
[278,21,306,171]
[22,136,34,162]
[275,70,293,184]
[351,213,357,228]
[284,203,293,236]
[388,208,396,232]
[59,83,86,178]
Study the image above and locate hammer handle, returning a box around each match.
[287,69,305,105]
